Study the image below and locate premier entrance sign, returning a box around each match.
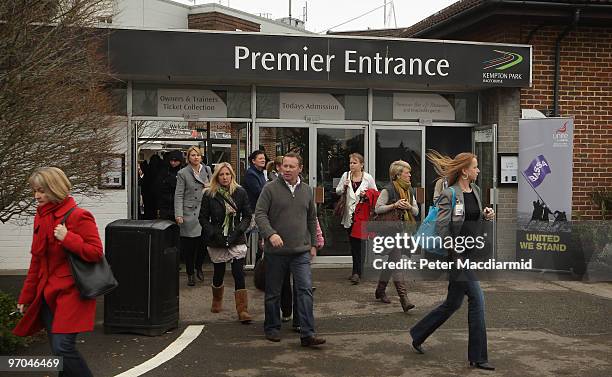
[107,29,531,88]
[234,46,450,77]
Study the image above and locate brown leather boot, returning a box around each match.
[234,289,252,324]
[393,280,415,312]
[375,281,391,304]
[211,284,224,313]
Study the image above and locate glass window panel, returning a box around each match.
[258,127,309,182]
[132,85,251,118]
[256,87,367,120]
[373,91,478,122]
[374,129,422,189]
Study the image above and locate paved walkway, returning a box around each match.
[5,269,612,377]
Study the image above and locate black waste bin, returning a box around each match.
[104,220,179,336]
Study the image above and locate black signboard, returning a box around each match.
[106,28,531,88]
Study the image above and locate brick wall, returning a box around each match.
[455,17,612,220]
[188,12,260,32]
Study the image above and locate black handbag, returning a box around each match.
[62,208,118,299]
[253,254,266,291]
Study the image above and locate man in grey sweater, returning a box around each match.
[255,152,326,347]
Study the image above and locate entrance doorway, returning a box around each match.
[131,120,249,219]
[255,123,367,264]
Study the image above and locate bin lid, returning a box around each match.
[106,219,178,231]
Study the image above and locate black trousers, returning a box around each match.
[41,299,93,377]
[347,226,366,276]
[181,236,204,276]
[212,257,246,290]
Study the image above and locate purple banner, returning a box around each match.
[523,155,551,188]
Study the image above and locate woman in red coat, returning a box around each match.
[14,167,103,377]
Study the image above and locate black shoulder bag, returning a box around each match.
[62,207,118,299]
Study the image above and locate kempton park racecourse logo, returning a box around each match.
[482,50,524,84]
[553,121,570,147]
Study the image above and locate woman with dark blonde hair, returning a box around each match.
[14,167,103,377]
[336,152,377,284]
[199,162,253,323]
[374,160,418,312]
[175,146,212,286]
[410,150,496,371]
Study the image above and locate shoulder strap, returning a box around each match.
[218,192,238,211]
[62,207,77,225]
[435,187,456,208]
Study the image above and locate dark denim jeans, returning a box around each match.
[410,269,488,363]
[41,299,93,377]
[265,252,315,339]
[281,271,299,328]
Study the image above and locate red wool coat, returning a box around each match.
[13,196,103,336]
[351,189,381,240]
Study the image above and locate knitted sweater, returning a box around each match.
[254,178,317,255]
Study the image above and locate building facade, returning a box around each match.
[1,1,540,270]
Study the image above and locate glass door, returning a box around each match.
[369,126,425,216]
[314,126,367,264]
[474,124,498,257]
[131,120,249,220]
[255,124,311,182]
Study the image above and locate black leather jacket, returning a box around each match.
[199,186,252,248]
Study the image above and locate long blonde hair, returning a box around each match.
[29,167,72,203]
[427,150,477,186]
[207,162,239,197]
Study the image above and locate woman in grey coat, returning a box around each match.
[174,146,212,286]
[410,150,496,371]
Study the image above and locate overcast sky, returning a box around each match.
[176,0,457,33]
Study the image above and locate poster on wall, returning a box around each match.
[279,92,345,120]
[393,93,455,120]
[157,89,227,119]
[517,118,573,270]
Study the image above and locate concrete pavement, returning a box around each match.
[4,269,612,377]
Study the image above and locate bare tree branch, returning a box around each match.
[0,0,119,223]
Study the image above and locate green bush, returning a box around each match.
[0,290,29,353]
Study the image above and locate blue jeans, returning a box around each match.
[41,299,93,377]
[265,252,315,338]
[410,269,488,363]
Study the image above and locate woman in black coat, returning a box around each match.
[155,150,184,220]
[199,162,252,324]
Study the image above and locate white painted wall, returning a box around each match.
[109,0,311,34]
[113,0,189,29]
[0,119,129,271]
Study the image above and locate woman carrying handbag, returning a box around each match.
[410,151,496,371]
[335,153,377,284]
[199,163,253,323]
[13,167,103,377]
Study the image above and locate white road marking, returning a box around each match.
[113,325,204,377]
